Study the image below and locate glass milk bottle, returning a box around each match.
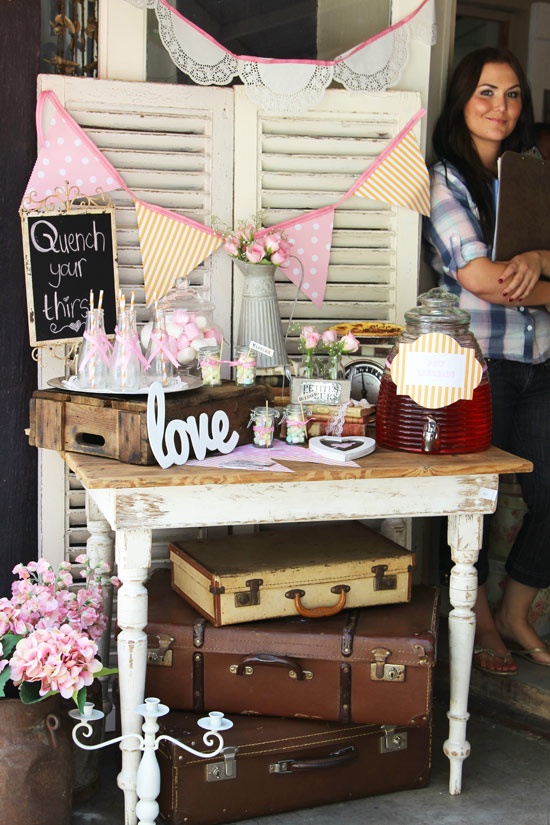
[145,308,176,386]
[77,308,110,390]
[110,307,144,392]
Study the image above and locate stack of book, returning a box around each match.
[306,402,374,437]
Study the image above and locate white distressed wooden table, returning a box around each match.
[63,445,531,825]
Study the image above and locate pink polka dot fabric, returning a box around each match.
[274,207,335,308]
[22,91,126,204]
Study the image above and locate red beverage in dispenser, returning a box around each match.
[375,288,492,454]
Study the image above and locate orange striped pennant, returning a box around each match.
[390,333,483,408]
[354,131,430,217]
[135,200,222,305]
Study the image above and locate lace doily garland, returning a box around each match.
[121,0,437,114]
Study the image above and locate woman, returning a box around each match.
[423,47,550,675]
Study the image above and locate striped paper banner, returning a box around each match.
[135,199,223,304]
[354,131,430,217]
[390,333,483,408]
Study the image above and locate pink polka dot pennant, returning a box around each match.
[22,91,126,205]
[277,207,335,308]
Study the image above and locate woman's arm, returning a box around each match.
[458,250,550,305]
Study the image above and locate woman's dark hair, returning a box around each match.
[432,47,535,243]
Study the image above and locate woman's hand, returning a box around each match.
[499,251,543,302]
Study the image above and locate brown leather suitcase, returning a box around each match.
[157,711,432,825]
[146,569,439,726]
[169,522,415,626]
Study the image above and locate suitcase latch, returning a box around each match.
[380,726,408,753]
[206,747,237,782]
[147,634,174,667]
[370,648,405,682]
[234,578,263,607]
[371,564,397,591]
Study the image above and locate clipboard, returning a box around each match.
[492,151,550,261]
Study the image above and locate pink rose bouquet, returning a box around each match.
[0,556,118,709]
[214,212,292,266]
[321,329,360,356]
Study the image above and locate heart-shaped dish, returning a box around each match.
[308,436,376,462]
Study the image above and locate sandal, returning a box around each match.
[473,647,518,676]
[506,642,550,667]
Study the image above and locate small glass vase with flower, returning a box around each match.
[319,328,361,378]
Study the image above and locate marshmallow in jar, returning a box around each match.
[140,277,223,373]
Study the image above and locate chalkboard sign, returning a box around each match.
[21,207,119,346]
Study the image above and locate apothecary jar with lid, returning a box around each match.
[140,277,223,375]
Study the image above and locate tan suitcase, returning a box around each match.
[169,521,415,626]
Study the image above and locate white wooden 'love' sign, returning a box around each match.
[147,382,239,469]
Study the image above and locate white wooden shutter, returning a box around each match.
[35,75,234,567]
[35,77,425,567]
[234,87,423,355]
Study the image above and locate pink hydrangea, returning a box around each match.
[10,625,103,699]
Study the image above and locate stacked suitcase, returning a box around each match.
[144,521,439,825]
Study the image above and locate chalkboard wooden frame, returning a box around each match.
[20,206,119,347]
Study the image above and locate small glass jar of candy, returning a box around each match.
[234,346,256,386]
[249,405,279,448]
[282,403,309,444]
[199,345,222,386]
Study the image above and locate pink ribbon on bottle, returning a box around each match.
[146,332,179,369]
[78,331,112,371]
[114,328,149,368]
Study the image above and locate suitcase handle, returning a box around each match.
[285,584,350,618]
[269,746,358,773]
[234,653,309,680]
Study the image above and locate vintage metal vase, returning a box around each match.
[0,694,73,825]
[235,260,288,369]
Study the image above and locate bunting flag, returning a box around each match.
[259,207,335,308]
[121,0,436,116]
[22,91,430,311]
[21,91,127,207]
[135,199,223,304]
[352,125,430,217]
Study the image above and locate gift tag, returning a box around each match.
[308,436,376,462]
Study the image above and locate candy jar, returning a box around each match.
[375,288,492,454]
[282,403,309,444]
[249,405,279,448]
[77,308,110,390]
[110,307,144,392]
[141,277,223,375]
[145,307,178,386]
[234,346,256,386]
[198,345,222,387]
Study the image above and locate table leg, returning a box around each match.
[444,512,482,794]
[85,495,115,672]
[114,528,152,825]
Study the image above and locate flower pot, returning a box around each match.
[235,261,288,369]
[0,694,73,825]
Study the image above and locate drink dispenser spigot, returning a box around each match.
[375,288,492,454]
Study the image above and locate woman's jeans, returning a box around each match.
[440,358,550,590]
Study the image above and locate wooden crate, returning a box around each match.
[29,382,272,465]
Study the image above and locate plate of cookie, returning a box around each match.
[329,321,404,343]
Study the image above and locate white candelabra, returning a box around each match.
[70,697,233,825]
